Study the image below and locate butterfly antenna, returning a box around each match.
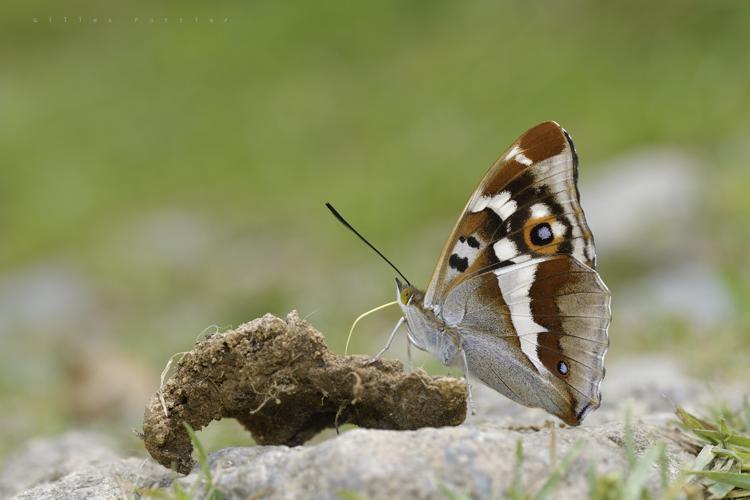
[325,202,412,286]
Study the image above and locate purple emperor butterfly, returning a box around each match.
[332,122,610,425]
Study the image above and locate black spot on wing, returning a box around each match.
[448,254,469,272]
[531,223,553,246]
[467,236,480,248]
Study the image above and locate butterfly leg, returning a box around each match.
[406,334,413,372]
[460,348,476,416]
[368,317,405,363]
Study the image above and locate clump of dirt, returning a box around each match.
[143,311,467,474]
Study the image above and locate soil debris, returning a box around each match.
[142,311,467,473]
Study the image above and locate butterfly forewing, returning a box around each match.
[425,121,596,308]
[426,121,610,424]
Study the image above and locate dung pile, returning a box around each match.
[142,312,467,473]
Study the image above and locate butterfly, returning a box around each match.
[330,122,610,425]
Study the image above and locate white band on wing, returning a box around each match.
[495,259,550,373]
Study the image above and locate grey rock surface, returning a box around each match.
[11,457,172,500]
[175,419,690,499]
[0,431,118,498]
[1,356,723,499]
[0,432,172,499]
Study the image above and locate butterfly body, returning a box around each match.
[396,282,461,366]
[395,122,611,426]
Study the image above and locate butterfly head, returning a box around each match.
[395,277,447,358]
[395,278,428,312]
[395,278,416,306]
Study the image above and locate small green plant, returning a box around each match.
[139,422,224,500]
[678,397,750,498]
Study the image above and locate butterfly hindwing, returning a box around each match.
[441,255,609,425]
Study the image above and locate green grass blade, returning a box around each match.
[136,488,175,499]
[624,407,636,470]
[692,430,750,449]
[687,470,750,489]
[708,481,737,498]
[622,443,664,500]
[183,423,209,474]
[171,480,192,500]
[676,407,715,432]
[183,422,224,499]
[337,491,367,500]
[507,439,525,500]
[713,447,744,463]
[726,435,750,449]
[658,442,669,490]
[691,444,716,473]
[586,464,597,500]
[535,441,584,500]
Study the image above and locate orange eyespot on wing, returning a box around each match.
[524,216,565,254]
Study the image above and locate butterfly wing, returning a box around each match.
[441,256,610,424]
[425,122,610,424]
[424,121,596,307]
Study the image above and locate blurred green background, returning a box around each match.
[2,0,749,460]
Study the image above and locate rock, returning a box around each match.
[0,431,170,499]
[10,458,172,500]
[2,420,693,500]
[4,353,726,499]
[173,420,691,499]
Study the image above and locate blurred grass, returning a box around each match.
[3,1,750,267]
[1,0,749,460]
